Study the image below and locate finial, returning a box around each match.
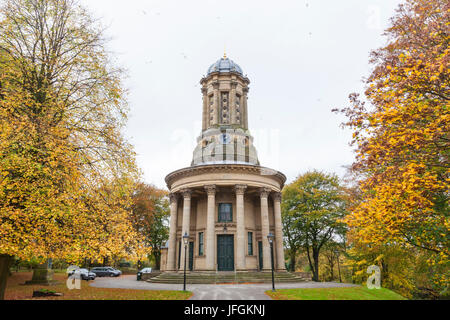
[223,46,227,59]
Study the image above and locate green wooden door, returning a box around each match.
[189,242,194,271]
[258,241,263,270]
[178,241,181,269]
[217,235,234,271]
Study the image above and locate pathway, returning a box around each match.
[89,275,358,300]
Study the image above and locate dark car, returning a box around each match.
[136,267,152,281]
[90,267,122,277]
[68,268,96,281]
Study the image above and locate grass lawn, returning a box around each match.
[4,272,192,300]
[266,286,406,300]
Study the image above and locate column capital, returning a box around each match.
[204,185,216,196]
[180,188,192,199]
[169,193,179,203]
[259,187,272,198]
[272,192,282,202]
[234,184,247,195]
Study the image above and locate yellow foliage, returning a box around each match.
[335,0,449,292]
[0,0,142,264]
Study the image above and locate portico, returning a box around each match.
[164,165,286,273]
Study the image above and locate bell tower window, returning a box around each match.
[220,92,229,124]
[235,94,241,124]
[208,95,214,125]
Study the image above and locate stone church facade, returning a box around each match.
[161,55,286,273]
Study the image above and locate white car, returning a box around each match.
[68,268,96,280]
[137,268,152,280]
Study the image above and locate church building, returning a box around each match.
[162,55,286,273]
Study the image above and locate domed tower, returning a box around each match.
[163,55,286,274]
[192,54,259,166]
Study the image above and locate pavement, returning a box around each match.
[89,275,358,300]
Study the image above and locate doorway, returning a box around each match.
[258,241,263,270]
[217,235,234,271]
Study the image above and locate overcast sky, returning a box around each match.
[80,0,403,189]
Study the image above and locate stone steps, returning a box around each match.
[147,272,309,284]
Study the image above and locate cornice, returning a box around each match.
[200,72,250,86]
[165,164,286,190]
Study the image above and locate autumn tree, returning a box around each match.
[321,240,345,282]
[282,171,348,281]
[334,0,449,291]
[0,0,139,298]
[282,206,302,272]
[131,183,169,270]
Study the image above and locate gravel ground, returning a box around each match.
[89,275,358,300]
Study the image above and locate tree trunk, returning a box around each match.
[312,249,320,282]
[0,255,13,300]
[336,254,342,283]
[289,251,296,272]
[327,255,334,281]
[305,245,315,279]
[153,250,161,270]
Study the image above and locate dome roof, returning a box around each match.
[207,56,243,76]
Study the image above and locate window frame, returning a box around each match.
[198,232,204,256]
[218,203,233,222]
[248,232,253,256]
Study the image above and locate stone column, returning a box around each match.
[273,192,286,271]
[213,81,220,126]
[230,81,237,125]
[243,87,249,130]
[204,185,216,271]
[166,193,178,271]
[235,184,247,271]
[201,87,208,130]
[179,188,192,272]
[259,187,272,271]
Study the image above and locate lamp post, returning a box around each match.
[182,232,189,291]
[267,232,275,292]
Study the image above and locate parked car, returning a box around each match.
[90,267,122,277]
[136,267,152,281]
[68,268,96,281]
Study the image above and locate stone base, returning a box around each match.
[25,268,60,286]
[179,270,217,274]
[148,271,309,284]
[32,290,63,297]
